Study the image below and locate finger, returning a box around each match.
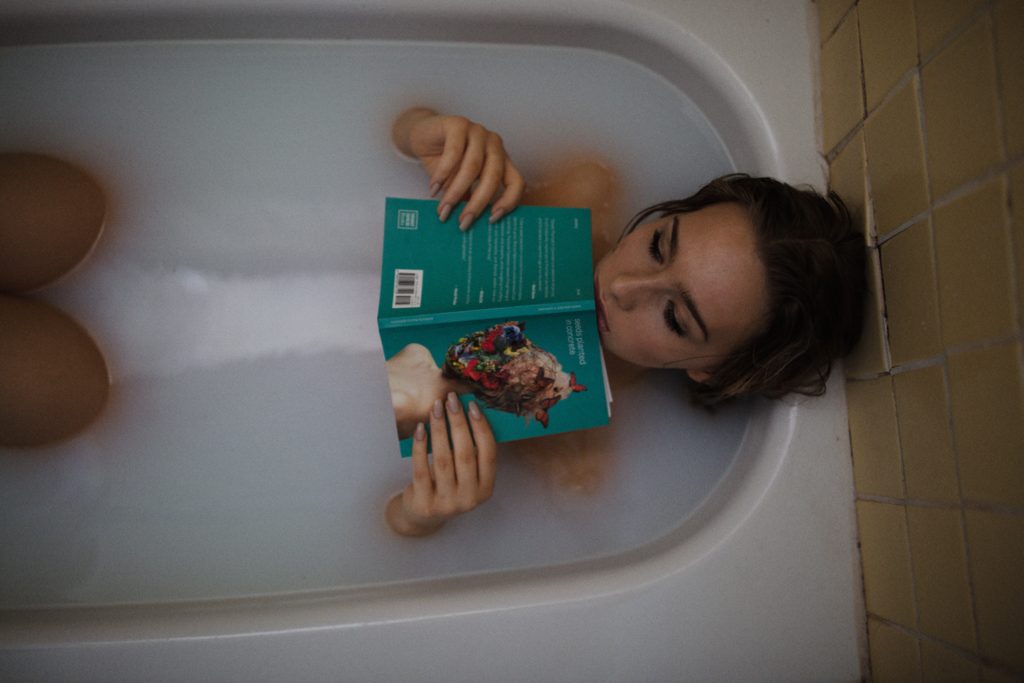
[428,397,455,500]
[467,401,497,499]
[438,124,486,222]
[490,160,526,223]
[459,134,506,229]
[444,392,478,490]
[431,117,470,207]
[409,421,433,507]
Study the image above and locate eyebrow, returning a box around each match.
[666,216,710,342]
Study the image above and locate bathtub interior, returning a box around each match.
[0,36,770,608]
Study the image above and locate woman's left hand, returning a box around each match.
[385,392,497,537]
[391,107,526,230]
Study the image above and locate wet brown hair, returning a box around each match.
[624,173,867,406]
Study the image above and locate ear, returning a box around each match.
[686,368,713,384]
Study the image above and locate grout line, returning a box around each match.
[916,0,997,68]
[853,2,868,136]
[853,14,889,377]
[875,154,1024,245]
[823,119,864,165]
[889,355,944,375]
[857,494,1024,518]
[931,159,1018,212]
[960,499,1024,517]
[887,369,909,503]
[989,1,1024,346]
[847,456,873,683]
[901,499,924,658]
[988,1,1009,164]
[942,332,985,660]
[865,614,1024,680]
[862,67,917,122]
[819,0,858,48]
[887,325,922,650]
[862,160,886,371]
[822,1,868,164]
[845,372,887,383]
[875,209,928,246]
[944,333,1024,359]
[913,64,936,219]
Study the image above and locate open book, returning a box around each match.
[378,198,611,456]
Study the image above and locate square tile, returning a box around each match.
[859,0,919,111]
[880,218,943,364]
[920,639,980,683]
[1012,166,1024,329]
[817,0,857,42]
[868,617,922,683]
[915,0,985,59]
[829,130,871,241]
[847,376,904,497]
[893,364,959,503]
[865,79,929,234]
[922,15,1005,200]
[907,506,977,650]
[858,501,917,626]
[821,10,866,153]
[880,220,942,368]
[965,510,1024,670]
[947,343,1024,507]
[933,177,1014,348]
[845,249,889,377]
[995,0,1024,158]
[981,666,1023,683]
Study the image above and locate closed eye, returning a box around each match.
[648,228,663,263]
[663,301,686,337]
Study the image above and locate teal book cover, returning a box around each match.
[378,198,611,456]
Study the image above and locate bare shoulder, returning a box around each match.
[525,157,619,209]
[524,157,625,259]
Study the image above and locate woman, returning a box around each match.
[385,108,866,536]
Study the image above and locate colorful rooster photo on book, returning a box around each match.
[442,321,586,428]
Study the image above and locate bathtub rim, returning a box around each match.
[0,0,789,181]
[0,0,839,649]
[0,392,802,645]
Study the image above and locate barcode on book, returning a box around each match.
[392,269,423,308]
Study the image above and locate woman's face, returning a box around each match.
[593,202,769,382]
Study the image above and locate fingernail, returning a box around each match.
[429,182,441,197]
[438,204,451,223]
[458,212,475,231]
[432,398,444,419]
[414,422,426,441]
[446,391,460,414]
[468,401,482,420]
[489,208,505,224]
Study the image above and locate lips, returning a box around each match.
[594,275,609,333]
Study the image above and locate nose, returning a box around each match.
[607,271,672,310]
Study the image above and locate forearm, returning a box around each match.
[384,395,498,538]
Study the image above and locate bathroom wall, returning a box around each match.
[816,0,1023,681]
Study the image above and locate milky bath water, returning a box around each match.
[0,41,752,606]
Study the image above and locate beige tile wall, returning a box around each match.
[817,0,1024,681]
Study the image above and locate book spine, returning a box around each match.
[379,300,594,329]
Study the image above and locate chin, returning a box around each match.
[602,343,645,370]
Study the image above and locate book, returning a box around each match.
[378,197,611,456]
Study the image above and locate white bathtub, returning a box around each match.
[0,1,864,681]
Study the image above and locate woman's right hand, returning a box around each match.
[385,392,497,537]
[391,108,526,230]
